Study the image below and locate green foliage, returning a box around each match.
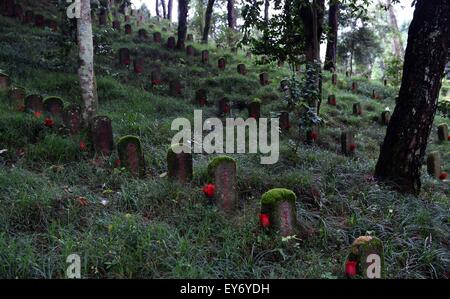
[384,55,403,87]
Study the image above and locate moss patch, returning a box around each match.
[261,188,297,205]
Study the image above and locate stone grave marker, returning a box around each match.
[34,14,44,27]
[186,45,195,56]
[260,72,269,86]
[138,28,148,39]
[24,10,34,23]
[151,69,162,86]
[427,151,441,178]
[353,103,363,116]
[237,64,247,75]
[125,24,132,34]
[24,94,43,113]
[90,116,114,156]
[0,73,10,90]
[437,124,448,142]
[207,156,237,212]
[218,57,226,70]
[8,86,26,108]
[341,131,356,155]
[133,57,145,74]
[186,33,194,42]
[112,20,121,30]
[167,36,176,49]
[345,236,385,279]
[63,104,82,135]
[119,48,131,66]
[351,82,358,92]
[117,136,145,177]
[167,144,193,183]
[153,32,162,43]
[195,89,208,106]
[380,111,391,125]
[332,73,337,85]
[43,96,64,119]
[279,111,291,131]
[1,0,14,17]
[218,98,230,116]
[327,94,337,106]
[201,50,209,64]
[248,99,261,120]
[306,125,319,143]
[169,79,183,96]
[98,11,107,26]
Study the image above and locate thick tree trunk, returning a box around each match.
[324,3,339,71]
[264,0,269,23]
[77,0,98,122]
[156,0,160,18]
[375,0,450,194]
[227,0,236,29]
[202,0,215,43]
[386,0,404,58]
[161,0,167,19]
[168,0,173,21]
[177,0,189,49]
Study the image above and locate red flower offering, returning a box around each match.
[34,111,42,118]
[79,141,87,151]
[202,184,215,198]
[309,131,318,141]
[448,135,450,141]
[439,172,448,180]
[152,80,161,86]
[345,260,357,277]
[115,159,121,168]
[44,117,54,127]
[259,213,270,228]
[223,104,230,113]
[349,143,357,151]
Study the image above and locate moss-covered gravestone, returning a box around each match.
[351,82,358,93]
[328,94,336,106]
[332,73,337,85]
[186,34,194,42]
[237,64,246,75]
[119,48,131,66]
[124,24,132,34]
[248,99,261,120]
[43,96,64,119]
[133,57,144,74]
[218,98,230,116]
[0,73,11,90]
[201,50,209,64]
[63,104,82,135]
[346,236,385,279]
[35,14,44,27]
[195,89,208,106]
[260,188,299,237]
[153,32,162,43]
[208,156,237,212]
[437,124,448,142]
[341,131,356,155]
[218,58,226,70]
[167,144,193,183]
[306,125,319,143]
[24,10,34,23]
[353,103,363,116]
[90,116,114,156]
[112,20,121,30]
[117,136,145,177]
[380,111,391,125]
[24,94,43,113]
[427,152,441,178]
[138,29,148,39]
[167,36,176,49]
[151,69,162,86]
[259,72,269,86]
[8,86,26,108]
[186,45,195,56]
[280,111,290,131]
[170,80,183,96]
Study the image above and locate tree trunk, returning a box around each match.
[177,0,189,49]
[202,0,215,43]
[227,0,236,29]
[77,0,98,122]
[324,3,339,71]
[264,0,269,23]
[375,0,450,194]
[161,0,167,19]
[156,0,160,18]
[168,0,173,21]
[386,0,404,58]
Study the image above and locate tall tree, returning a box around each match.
[156,0,160,18]
[324,2,339,71]
[264,0,269,23]
[77,0,98,122]
[168,0,173,20]
[375,0,450,194]
[161,0,167,19]
[177,0,189,48]
[202,0,215,43]
[385,0,404,58]
[227,0,236,29]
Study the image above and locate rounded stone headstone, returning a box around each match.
[195,89,208,106]
[341,131,356,155]
[34,14,45,27]
[201,50,209,64]
[207,156,237,212]
[306,125,319,143]
[151,69,162,86]
[167,36,176,49]
[186,33,194,42]
[133,57,145,74]
[186,45,195,56]
[346,236,385,279]
[24,10,34,23]
[218,57,226,70]
[279,111,290,131]
[98,12,107,26]
[353,103,363,116]
[1,0,14,17]
[90,116,114,156]
[13,3,23,20]
[351,82,358,93]
[167,144,193,183]
[437,124,448,142]
[63,104,82,135]
[427,151,441,178]
[218,98,230,116]
[112,20,121,30]
[0,73,11,90]
[153,32,162,43]
[380,111,391,125]
[43,96,64,119]
[169,80,183,96]
[124,15,130,23]
[119,48,131,66]
[260,188,299,237]
[124,24,132,35]
[138,29,148,39]
[259,72,269,86]
[331,73,337,85]
[8,86,26,108]
[237,64,246,75]
[117,136,145,177]
[24,94,43,113]
[248,100,261,120]
[327,94,336,106]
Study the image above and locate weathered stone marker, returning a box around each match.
[208,156,237,212]
[47,19,58,32]
[8,86,26,108]
[24,94,43,113]
[24,10,34,23]
[186,45,194,56]
[138,29,148,39]
[117,136,145,177]
[35,14,45,27]
[98,11,107,26]
[218,57,226,70]
[169,80,183,96]
[90,116,114,156]
[13,3,23,20]
[345,236,385,279]
[248,99,261,120]
[63,104,82,135]
[153,32,162,43]
[427,151,441,178]
[306,125,319,143]
[383,79,387,86]
[260,188,299,237]
[351,82,358,92]
[341,131,356,155]
[43,96,64,118]
[237,64,247,75]
[167,144,193,183]
[380,111,391,125]
[201,50,209,64]
[125,15,130,22]
[437,124,448,142]
[327,94,336,106]
[151,69,162,86]
[124,24,132,34]
[279,111,291,131]
[133,57,144,74]
[353,103,363,116]
[167,36,176,49]
[0,73,10,90]
[218,98,230,115]
[1,0,14,17]
[195,89,208,106]
[119,48,131,66]
[331,73,337,85]
[186,33,194,42]
[259,72,269,86]
[112,20,121,30]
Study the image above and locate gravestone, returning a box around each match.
[306,125,319,143]
[90,116,114,156]
[118,48,131,66]
[24,94,43,113]
[195,89,208,106]
[167,144,193,183]
[248,99,261,120]
[279,111,290,131]
[34,14,45,27]
[151,69,162,86]
[351,82,358,92]
[331,73,337,85]
[13,3,23,20]
[138,29,148,39]
[437,124,448,142]
[167,36,176,49]
[237,64,247,75]
[201,50,209,64]
[169,80,183,96]
[117,136,145,177]
[427,152,441,178]
[218,57,226,70]
[63,104,82,135]
[246,52,252,58]
[1,0,14,17]
[124,24,132,34]
[346,71,349,77]
[186,45,194,56]
[43,96,64,119]
[383,79,387,86]
[24,10,34,23]
[47,19,58,32]
[133,57,144,74]
[112,20,121,30]
[153,32,162,43]
[341,131,356,155]
[218,98,230,116]
[8,86,26,108]
[125,15,130,22]
[0,73,10,90]
[259,72,269,86]
[207,156,237,212]
[346,236,385,279]
[353,103,363,116]
[260,188,299,237]
[98,12,107,26]
[327,94,336,106]
[186,33,194,42]
[380,111,391,125]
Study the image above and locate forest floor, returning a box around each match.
[0,12,449,278]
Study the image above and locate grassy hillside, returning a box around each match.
[0,9,449,279]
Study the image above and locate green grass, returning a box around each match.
[0,11,449,279]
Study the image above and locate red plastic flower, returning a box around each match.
[17,105,25,112]
[309,131,318,141]
[79,141,87,151]
[259,213,270,228]
[202,184,215,198]
[439,172,448,180]
[345,260,357,277]
[34,111,42,118]
[151,80,161,85]
[448,135,450,141]
[115,159,121,168]
[44,117,54,127]
[223,104,230,113]
[349,143,357,151]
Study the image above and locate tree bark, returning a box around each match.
[168,0,173,21]
[375,0,450,194]
[77,0,98,122]
[386,0,404,58]
[161,0,167,19]
[177,0,189,49]
[324,2,339,71]
[156,0,160,18]
[227,0,236,29]
[202,0,215,43]
[264,0,269,23]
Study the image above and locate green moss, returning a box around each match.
[207,155,236,178]
[252,98,262,103]
[261,188,297,205]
